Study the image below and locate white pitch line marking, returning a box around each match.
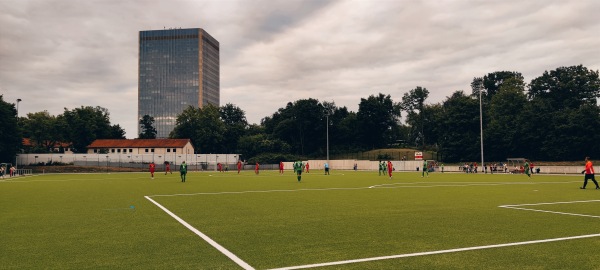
[268,233,600,270]
[499,199,600,219]
[144,196,255,270]
[145,181,583,269]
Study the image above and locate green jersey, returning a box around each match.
[180,163,187,173]
[294,161,303,172]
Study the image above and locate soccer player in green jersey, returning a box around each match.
[524,160,531,178]
[379,161,384,176]
[294,161,303,182]
[422,160,429,178]
[180,161,188,182]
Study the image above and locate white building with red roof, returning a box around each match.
[86,139,195,155]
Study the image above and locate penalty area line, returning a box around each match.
[269,233,600,270]
[144,196,255,270]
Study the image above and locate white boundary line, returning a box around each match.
[499,200,600,219]
[144,195,255,270]
[268,233,600,270]
[145,181,585,269]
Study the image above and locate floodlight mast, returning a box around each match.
[326,113,329,163]
[16,98,22,169]
[479,86,484,168]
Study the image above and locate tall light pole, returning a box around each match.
[15,98,22,169]
[479,85,485,169]
[16,99,22,118]
[326,113,329,163]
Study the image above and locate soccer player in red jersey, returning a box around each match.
[387,160,393,179]
[279,161,284,174]
[255,162,260,175]
[237,160,242,174]
[305,162,310,173]
[149,162,156,179]
[581,157,599,189]
[165,162,172,175]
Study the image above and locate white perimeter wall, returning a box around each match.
[16,154,585,174]
[16,153,240,166]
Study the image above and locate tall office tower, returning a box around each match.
[138,28,219,138]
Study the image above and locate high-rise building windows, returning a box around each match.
[138,28,219,138]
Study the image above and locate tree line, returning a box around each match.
[2,64,599,163]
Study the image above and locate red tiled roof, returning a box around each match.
[87,139,192,149]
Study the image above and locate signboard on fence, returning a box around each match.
[415,152,423,160]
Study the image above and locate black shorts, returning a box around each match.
[585,174,596,181]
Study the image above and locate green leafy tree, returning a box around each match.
[438,91,480,162]
[21,111,65,152]
[238,134,291,159]
[263,99,326,156]
[170,105,225,153]
[526,65,600,160]
[109,124,126,139]
[529,65,600,109]
[220,103,248,153]
[356,93,401,149]
[472,71,525,101]
[138,115,157,139]
[0,95,21,162]
[61,106,124,153]
[401,87,429,149]
[484,78,528,161]
[325,103,359,153]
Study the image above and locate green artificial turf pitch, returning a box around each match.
[2,170,600,269]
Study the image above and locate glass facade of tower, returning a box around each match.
[138,28,219,138]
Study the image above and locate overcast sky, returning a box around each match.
[1,0,599,138]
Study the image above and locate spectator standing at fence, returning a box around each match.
[581,157,599,189]
[180,161,187,182]
[149,162,156,179]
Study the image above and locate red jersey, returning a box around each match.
[149,163,155,172]
[387,161,393,172]
[586,160,595,174]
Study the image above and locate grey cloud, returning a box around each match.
[1,0,599,137]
